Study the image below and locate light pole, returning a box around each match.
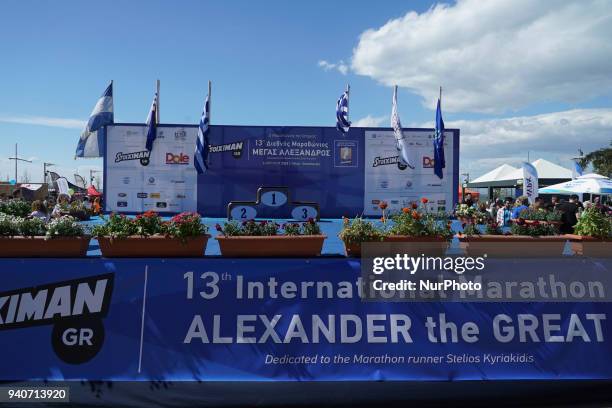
[43,162,55,185]
[8,143,32,182]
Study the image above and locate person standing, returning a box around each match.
[511,197,529,219]
[497,197,513,227]
[557,195,579,234]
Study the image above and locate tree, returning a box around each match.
[578,142,612,178]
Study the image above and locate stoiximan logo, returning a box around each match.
[372,155,410,170]
[115,150,151,166]
[0,273,114,364]
[208,141,244,159]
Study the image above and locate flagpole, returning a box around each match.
[346,83,350,122]
[156,79,160,123]
[439,86,442,102]
[208,80,212,124]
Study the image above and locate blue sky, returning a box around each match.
[1,0,611,183]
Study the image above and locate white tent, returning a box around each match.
[470,164,518,185]
[539,175,612,195]
[504,159,573,181]
[468,159,572,188]
[578,173,607,179]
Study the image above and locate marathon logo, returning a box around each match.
[208,141,244,159]
[0,273,113,331]
[115,150,151,166]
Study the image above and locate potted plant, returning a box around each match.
[0,199,31,217]
[457,217,566,257]
[339,216,384,257]
[68,201,91,221]
[0,214,90,257]
[215,218,326,257]
[565,207,612,257]
[513,208,562,227]
[93,211,210,257]
[384,198,451,256]
[454,203,490,224]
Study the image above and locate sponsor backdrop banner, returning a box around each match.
[105,125,198,213]
[104,125,459,217]
[1,258,611,381]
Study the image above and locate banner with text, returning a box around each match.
[105,125,198,213]
[0,258,610,381]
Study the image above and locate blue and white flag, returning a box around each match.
[336,90,350,133]
[145,93,158,151]
[391,86,414,169]
[522,162,539,204]
[572,161,583,179]
[75,82,113,158]
[194,92,210,174]
[433,96,446,179]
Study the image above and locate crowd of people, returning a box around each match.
[461,192,609,234]
[1,193,102,222]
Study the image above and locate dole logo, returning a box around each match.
[422,156,434,168]
[166,152,189,165]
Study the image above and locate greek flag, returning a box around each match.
[75,82,113,158]
[145,93,158,151]
[194,93,210,174]
[336,90,350,133]
[391,86,414,169]
[433,96,446,179]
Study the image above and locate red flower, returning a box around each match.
[411,202,418,210]
[402,207,410,214]
[215,223,223,232]
[379,201,388,210]
[412,211,420,220]
[421,197,429,204]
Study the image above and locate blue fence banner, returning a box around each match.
[1,258,611,381]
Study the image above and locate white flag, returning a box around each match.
[391,85,414,169]
[522,162,538,204]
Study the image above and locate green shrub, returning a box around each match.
[19,217,47,237]
[46,216,84,238]
[574,207,612,239]
[0,199,31,217]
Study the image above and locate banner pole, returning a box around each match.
[156,79,160,123]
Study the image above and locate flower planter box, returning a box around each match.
[456,234,567,257]
[511,219,562,226]
[216,235,326,257]
[0,236,91,257]
[343,236,448,257]
[564,234,612,257]
[97,235,210,257]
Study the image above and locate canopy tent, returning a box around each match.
[468,164,518,188]
[468,159,572,189]
[577,173,607,179]
[87,185,102,197]
[539,175,612,195]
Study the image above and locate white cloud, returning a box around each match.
[0,115,86,129]
[351,0,612,113]
[436,108,612,176]
[318,59,349,75]
[353,114,387,127]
